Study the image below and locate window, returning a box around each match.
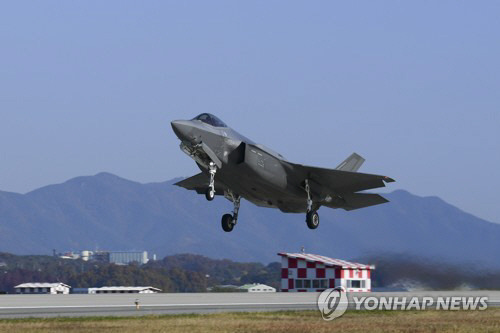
[349,280,362,288]
[295,279,328,289]
[192,113,227,127]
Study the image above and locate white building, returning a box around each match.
[109,251,149,265]
[238,283,276,293]
[14,282,71,294]
[87,286,161,294]
[279,252,374,292]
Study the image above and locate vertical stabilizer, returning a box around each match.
[335,153,365,172]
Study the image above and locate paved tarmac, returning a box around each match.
[0,291,498,318]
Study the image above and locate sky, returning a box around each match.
[0,1,499,223]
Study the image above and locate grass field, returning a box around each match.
[0,309,499,333]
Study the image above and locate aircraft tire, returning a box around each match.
[221,214,234,232]
[206,188,215,201]
[306,211,319,229]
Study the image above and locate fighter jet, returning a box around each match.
[171,113,395,232]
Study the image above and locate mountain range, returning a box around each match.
[0,172,499,269]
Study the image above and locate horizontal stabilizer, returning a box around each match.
[336,153,365,172]
[341,193,389,211]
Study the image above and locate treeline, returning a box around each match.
[1,252,499,294]
[0,253,279,294]
[146,253,280,288]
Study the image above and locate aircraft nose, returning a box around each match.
[171,120,193,141]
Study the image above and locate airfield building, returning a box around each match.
[238,283,276,293]
[87,286,161,294]
[72,286,161,294]
[279,252,374,292]
[14,282,71,295]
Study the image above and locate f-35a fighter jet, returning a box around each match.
[171,113,394,232]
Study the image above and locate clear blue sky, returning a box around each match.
[1,1,499,223]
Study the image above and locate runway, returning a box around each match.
[0,291,499,319]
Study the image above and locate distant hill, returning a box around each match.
[0,172,499,269]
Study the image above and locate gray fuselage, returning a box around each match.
[171,118,307,212]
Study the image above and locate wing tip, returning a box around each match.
[384,176,396,183]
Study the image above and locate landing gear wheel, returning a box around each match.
[205,188,215,201]
[221,214,234,232]
[306,211,319,229]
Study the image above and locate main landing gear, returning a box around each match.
[205,162,217,201]
[202,161,240,232]
[221,194,240,232]
[306,211,320,229]
[304,179,320,229]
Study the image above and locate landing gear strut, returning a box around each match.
[221,194,240,232]
[205,162,217,201]
[304,179,319,229]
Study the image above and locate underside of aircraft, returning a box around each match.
[172,113,395,232]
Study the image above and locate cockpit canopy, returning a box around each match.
[192,113,228,128]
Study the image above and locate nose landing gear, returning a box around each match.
[205,162,217,201]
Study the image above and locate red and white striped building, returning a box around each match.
[279,252,374,292]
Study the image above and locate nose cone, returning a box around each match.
[171,120,193,142]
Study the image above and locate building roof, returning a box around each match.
[278,252,375,269]
[238,283,276,290]
[14,282,71,288]
[89,286,162,292]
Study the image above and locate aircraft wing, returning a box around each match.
[174,173,225,195]
[285,162,395,194]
